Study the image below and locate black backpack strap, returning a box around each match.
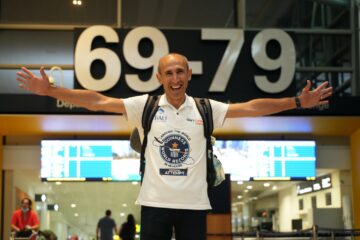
[139,95,161,183]
[194,97,216,187]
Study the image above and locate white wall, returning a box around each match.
[276,144,351,231]
[278,186,299,231]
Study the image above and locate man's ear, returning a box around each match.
[188,68,192,81]
[156,72,163,84]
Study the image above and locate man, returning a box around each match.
[96,210,117,240]
[16,53,332,240]
[11,198,40,235]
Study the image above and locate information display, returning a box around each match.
[214,140,316,181]
[41,139,316,182]
[41,140,140,181]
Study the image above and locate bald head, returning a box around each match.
[157,53,189,74]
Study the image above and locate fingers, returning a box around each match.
[320,91,332,100]
[20,67,35,78]
[39,66,48,80]
[16,77,27,84]
[317,81,329,91]
[318,100,329,106]
[303,80,311,92]
[16,71,30,80]
[18,84,29,91]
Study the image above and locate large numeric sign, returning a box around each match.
[74,26,296,102]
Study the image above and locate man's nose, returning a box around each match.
[171,73,180,82]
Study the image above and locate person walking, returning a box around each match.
[11,197,40,238]
[119,214,136,240]
[96,210,117,240]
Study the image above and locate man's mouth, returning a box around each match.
[170,85,181,90]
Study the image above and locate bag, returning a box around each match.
[212,153,225,187]
[130,95,225,187]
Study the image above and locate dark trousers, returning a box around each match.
[140,206,207,240]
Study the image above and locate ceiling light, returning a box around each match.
[70,203,76,208]
[55,182,62,185]
[246,185,253,189]
[41,194,47,202]
[72,0,82,6]
[74,213,79,217]
[272,186,278,190]
[54,204,59,211]
[237,195,242,199]
[122,203,127,207]
[120,213,125,217]
[264,183,270,187]
[237,181,244,185]
[244,189,248,193]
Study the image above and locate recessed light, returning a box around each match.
[70,203,76,208]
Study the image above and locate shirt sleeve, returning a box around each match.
[209,99,229,129]
[11,212,18,226]
[123,94,148,128]
[30,211,40,225]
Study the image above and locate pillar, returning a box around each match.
[351,129,360,228]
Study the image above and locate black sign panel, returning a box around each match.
[1,26,360,115]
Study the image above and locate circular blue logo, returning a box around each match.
[159,134,189,165]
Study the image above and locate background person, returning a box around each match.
[11,197,40,237]
[16,53,332,240]
[119,214,136,240]
[96,209,117,240]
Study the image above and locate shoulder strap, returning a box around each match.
[193,98,213,138]
[142,95,161,132]
[194,98,216,187]
[139,95,161,183]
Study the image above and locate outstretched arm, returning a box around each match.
[16,67,126,114]
[226,80,332,118]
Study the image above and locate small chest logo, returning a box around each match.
[154,107,167,121]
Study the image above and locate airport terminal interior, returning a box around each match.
[1,0,360,239]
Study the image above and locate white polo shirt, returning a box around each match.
[124,94,228,210]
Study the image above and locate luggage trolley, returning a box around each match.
[10,230,38,240]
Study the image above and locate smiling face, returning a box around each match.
[156,54,192,109]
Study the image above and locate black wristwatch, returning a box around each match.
[295,96,302,109]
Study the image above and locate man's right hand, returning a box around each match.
[16,66,52,96]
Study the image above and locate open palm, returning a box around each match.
[299,80,333,108]
[16,66,52,96]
